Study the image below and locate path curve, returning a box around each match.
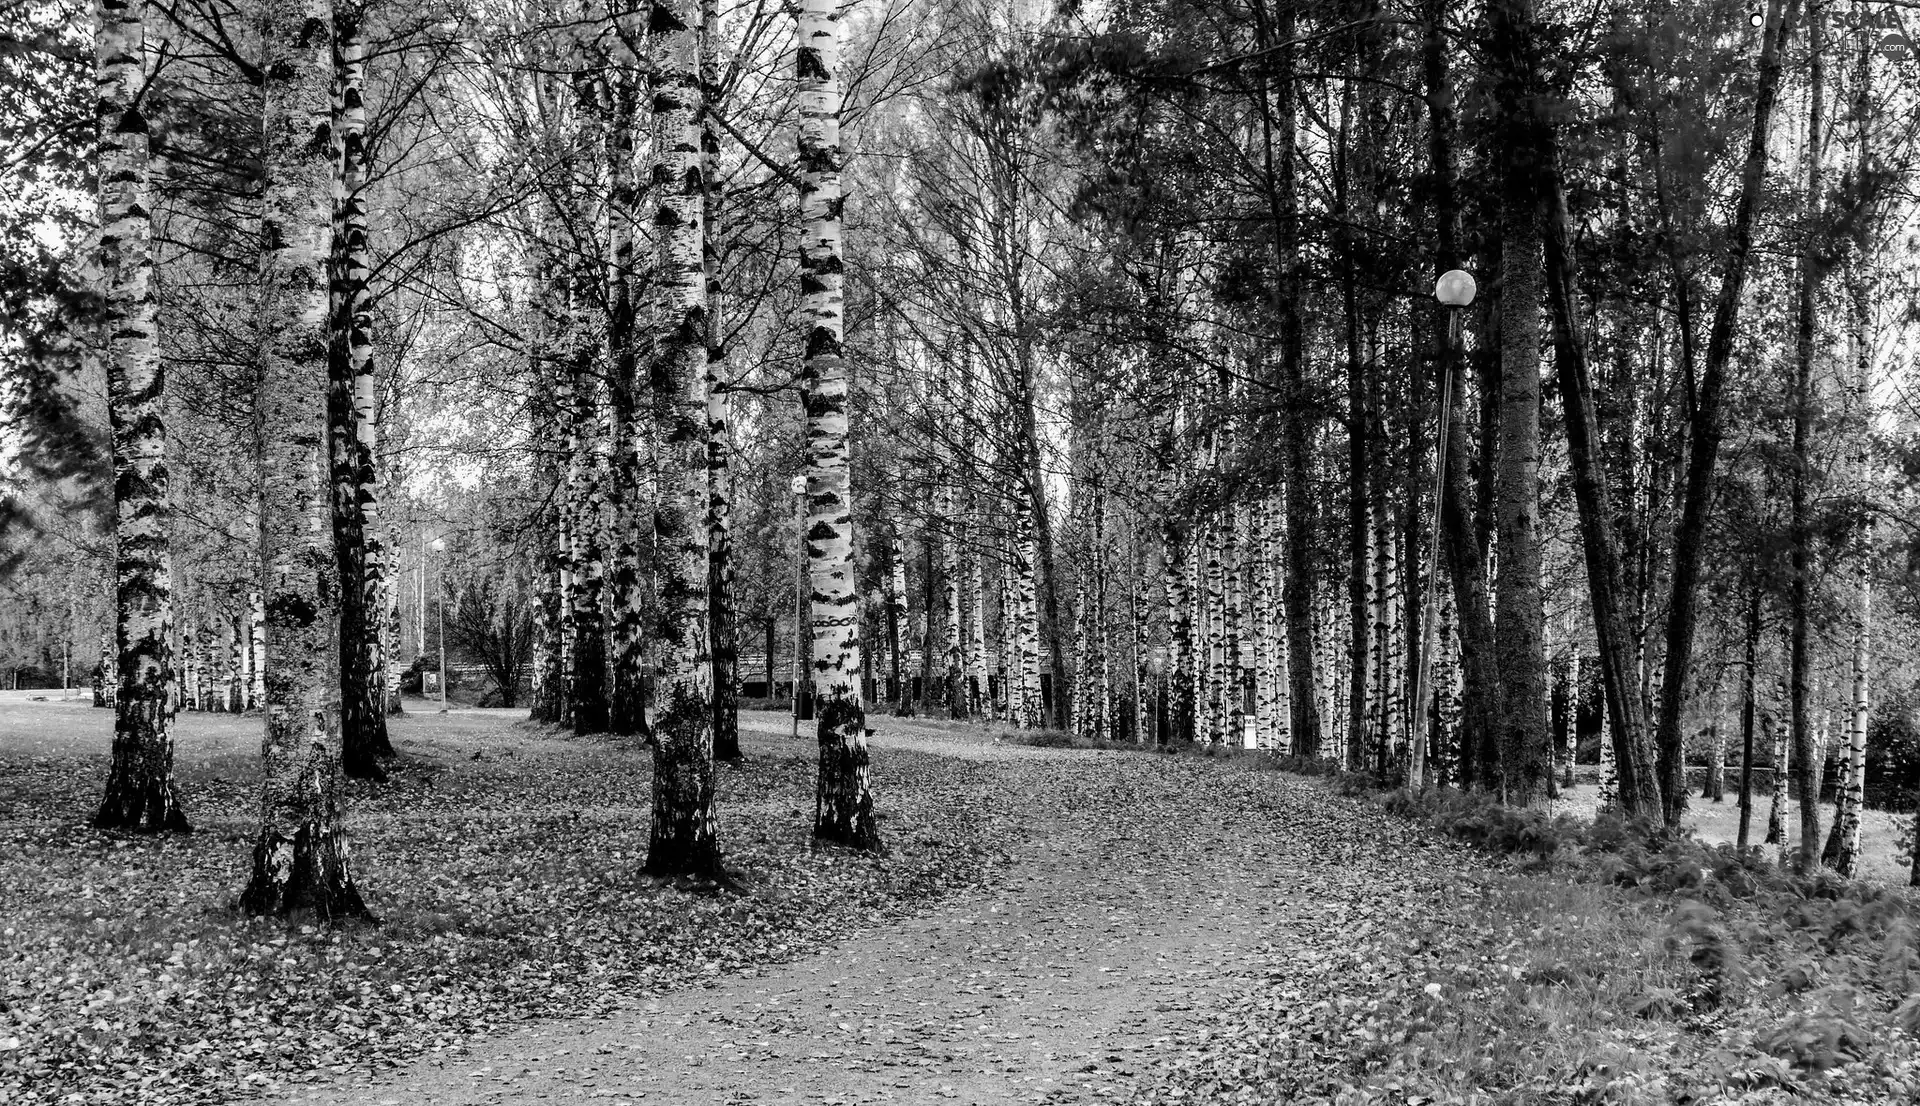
[278,716,1460,1105]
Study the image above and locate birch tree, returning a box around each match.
[240,0,368,919]
[799,0,876,849]
[644,0,722,876]
[331,0,392,777]
[91,0,189,833]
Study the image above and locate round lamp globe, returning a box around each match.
[1435,269,1476,308]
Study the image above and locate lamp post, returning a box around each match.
[1410,269,1475,790]
[790,473,808,740]
[430,537,447,714]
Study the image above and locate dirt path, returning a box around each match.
[276,716,1463,1105]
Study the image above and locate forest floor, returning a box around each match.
[4,697,1917,1105]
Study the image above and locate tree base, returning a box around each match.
[814,695,880,852]
[340,750,389,782]
[239,825,372,923]
[94,784,192,834]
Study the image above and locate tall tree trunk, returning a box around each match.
[1486,0,1550,806]
[1538,163,1662,818]
[1257,0,1320,759]
[1161,517,1194,743]
[92,0,188,832]
[1344,229,1370,771]
[643,0,721,877]
[1766,695,1789,846]
[1737,582,1761,849]
[1787,1,1825,869]
[1654,0,1804,827]
[1826,546,1868,874]
[704,0,739,761]
[886,528,907,711]
[331,4,390,778]
[798,0,877,849]
[604,24,651,739]
[567,272,611,734]
[241,0,367,919]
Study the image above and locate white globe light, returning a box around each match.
[790,475,808,495]
[430,538,445,553]
[1435,269,1476,308]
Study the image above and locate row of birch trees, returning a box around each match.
[11,0,1920,899]
[62,0,898,918]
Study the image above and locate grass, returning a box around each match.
[1306,784,1920,1103]
[1553,782,1913,887]
[0,696,997,1106]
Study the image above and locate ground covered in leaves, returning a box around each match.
[0,699,996,1105]
[9,698,1920,1105]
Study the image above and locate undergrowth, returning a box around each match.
[1304,778,1920,1103]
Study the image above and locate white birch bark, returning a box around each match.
[1226,504,1248,747]
[181,623,199,712]
[248,589,265,711]
[93,0,186,830]
[1833,544,1869,874]
[968,553,986,718]
[798,0,876,846]
[228,610,245,712]
[1013,501,1042,729]
[941,485,964,717]
[645,0,721,874]
[1161,520,1193,743]
[1128,525,1148,743]
[1767,702,1790,848]
[331,3,389,768]
[241,0,365,917]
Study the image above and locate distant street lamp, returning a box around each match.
[790,474,808,740]
[430,537,448,714]
[1410,270,1475,789]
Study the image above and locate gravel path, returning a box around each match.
[276,714,1470,1105]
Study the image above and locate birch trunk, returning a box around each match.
[181,623,199,711]
[1706,698,1726,803]
[93,0,187,831]
[644,0,721,876]
[241,0,366,919]
[1092,485,1111,744]
[968,553,986,718]
[1598,701,1617,811]
[229,610,245,711]
[1161,519,1194,743]
[1828,558,1868,874]
[1833,24,1873,878]
[1128,527,1146,742]
[568,275,611,734]
[887,529,907,709]
[1013,503,1042,729]
[248,589,265,711]
[1202,517,1225,744]
[1766,701,1789,847]
[604,23,651,740]
[704,0,739,760]
[331,4,390,775]
[1786,2,1825,868]
[942,487,965,718]
[798,0,876,849]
